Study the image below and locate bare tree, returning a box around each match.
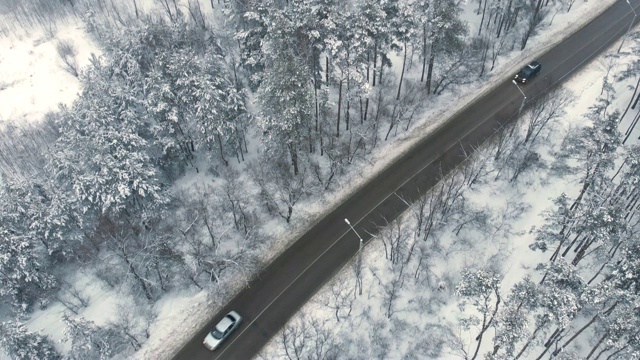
[314,275,354,323]
[0,119,58,182]
[55,279,89,315]
[56,39,79,77]
[108,303,148,351]
[522,89,573,145]
[274,313,340,360]
[460,144,493,188]
[383,80,429,140]
[218,169,257,235]
[100,226,180,301]
[186,0,207,29]
[251,156,309,224]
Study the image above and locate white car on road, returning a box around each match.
[203,311,242,351]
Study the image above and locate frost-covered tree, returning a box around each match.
[93,17,248,170]
[456,268,502,360]
[523,260,586,359]
[166,49,248,166]
[1,177,79,257]
[100,224,181,301]
[62,314,123,360]
[354,0,397,84]
[535,96,623,264]
[251,154,308,224]
[0,200,58,311]
[49,55,164,224]
[226,0,268,89]
[583,241,640,358]
[566,194,627,266]
[0,320,60,360]
[489,276,539,359]
[257,6,314,176]
[554,94,621,212]
[322,1,374,137]
[610,144,640,220]
[419,0,467,93]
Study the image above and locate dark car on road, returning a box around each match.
[514,61,542,83]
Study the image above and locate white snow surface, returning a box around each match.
[0,21,98,124]
[2,0,637,359]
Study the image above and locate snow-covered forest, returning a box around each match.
[258,44,640,358]
[0,0,636,359]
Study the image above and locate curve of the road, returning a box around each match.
[173,1,639,359]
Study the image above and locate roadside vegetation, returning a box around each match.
[259,34,640,360]
[0,0,633,358]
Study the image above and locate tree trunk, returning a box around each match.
[346,99,350,131]
[513,323,544,360]
[632,82,640,110]
[478,0,488,35]
[426,37,437,93]
[421,25,427,82]
[561,231,584,258]
[570,167,595,211]
[325,56,329,83]
[216,133,228,166]
[366,51,370,84]
[586,333,608,359]
[336,80,343,138]
[364,97,369,123]
[471,291,501,360]
[379,54,384,85]
[556,314,599,353]
[373,44,378,87]
[289,143,299,175]
[397,42,407,101]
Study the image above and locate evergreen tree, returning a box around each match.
[0,320,60,360]
[49,55,164,223]
[0,197,57,311]
[553,97,621,211]
[257,7,314,176]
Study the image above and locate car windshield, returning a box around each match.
[519,67,534,76]
[211,330,224,340]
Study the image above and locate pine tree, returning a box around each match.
[456,268,502,360]
[0,198,57,311]
[489,276,539,359]
[553,97,621,212]
[0,320,60,360]
[257,6,315,176]
[49,55,164,223]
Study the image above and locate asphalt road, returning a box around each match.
[173,1,639,359]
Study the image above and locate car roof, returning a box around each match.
[215,315,234,332]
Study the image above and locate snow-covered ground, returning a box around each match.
[0,21,96,124]
[266,48,636,356]
[1,0,636,359]
[258,4,640,360]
